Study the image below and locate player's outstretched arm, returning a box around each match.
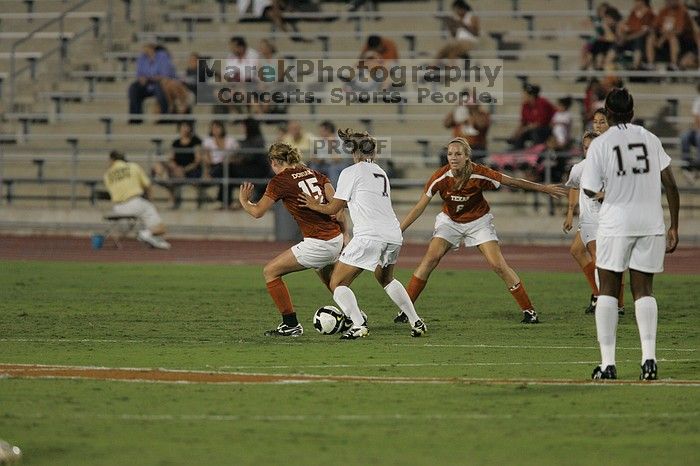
[563,188,579,233]
[239,182,274,219]
[501,174,568,198]
[661,167,680,253]
[401,193,432,232]
[298,192,346,215]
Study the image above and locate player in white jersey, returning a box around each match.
[580,88,679,381]
[299,128,426,339]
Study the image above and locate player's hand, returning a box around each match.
[297,192,320,210]
[594,191,605,203]
[239,182,254,204]
[666,227,678,253]
[563,216,573,233]
[544,184,568,199]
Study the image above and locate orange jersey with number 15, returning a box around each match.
[264,166,342,240]
[425,164,503,223]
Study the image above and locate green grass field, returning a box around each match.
[1,261,698,465]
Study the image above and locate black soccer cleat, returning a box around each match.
[393,312,408,324]
[264,323,303,337]
[640,359,658,380]
[585,294,597,314]
[618,307,625,316]
[410,319,427,337]
[521,309,539,324]
[591,364,617,380]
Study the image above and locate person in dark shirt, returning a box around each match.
[232,117,271,202]
[152,120,203,208]
[507,84,556,150]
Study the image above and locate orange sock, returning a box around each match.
[509,282,533,311]
[582,262,599,296]
[266,278,294,315]
[407,275,428,303]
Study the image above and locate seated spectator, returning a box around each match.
[128,43,177,124]
[156,46,193,115]
[181,52,200,94]
[152,120,203,209]
[645,0,697,70]
[443,95,490,162]
[616,0,655,70]
[104,150,170,249]
[681,84,700,181]
[507,84,556,150]
[215,37,261,115]
[237,0,307,40]
[589,5,623,70]
[282,120,314,160]
[580,3,611,76]
[202,121,241,209]
[549,96,574,151]
[361,35,399,61]
[235,117,271,200]
[309,120,351,188]
[436,0,480,60]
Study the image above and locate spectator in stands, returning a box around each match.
[579,2,612,74]
[616,0,656,70]
[237,0,306,40]
[443,94,490,162]
[181,52,200,94]
[437,0,480,60]
[234,117,271,200]
[645,0,697,70]
[128,43,177,124]
[681,83,700,180]
[202,121,241,209]
[361,35,399,61]
[214,36,261,115]
[507,84,556,150]
[156,46,193,115]
[282,120,314,160]
[152,120,203,209]
[104,150,170,249]
[549,96,574,151]
[590,5,623,70]
[309,120,350,187]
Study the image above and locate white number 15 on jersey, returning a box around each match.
[298,177,324,201]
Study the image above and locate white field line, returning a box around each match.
[394,343,698,352]
[2,363,700,387]
[0,338,696,353]
[13,411,700,423]
[216,358,697,370]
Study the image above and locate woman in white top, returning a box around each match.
[300,128,426,340]
[202,120,240,208]
[437,0,480,60]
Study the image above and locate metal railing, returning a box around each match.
[8,0,112,111]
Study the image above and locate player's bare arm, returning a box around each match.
[324,182,351,241]
[563,188,579,233]
[501,175,567,198]
[401,193,432,232]
[298,192,347,215]
[661,167,680,253]
[239,182,275,219]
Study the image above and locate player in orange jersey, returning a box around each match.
[398,137,567,323]
[239,142,348,337]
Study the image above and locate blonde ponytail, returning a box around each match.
[268,142,302,166]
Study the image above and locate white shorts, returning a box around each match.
[291,234,343,270]
[112,197,162,230]
[237,0,272,17]
[579,222,598,246]
[339,236,401,271]
[433,212,499,250]
[597,235,665,273]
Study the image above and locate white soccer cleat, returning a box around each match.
[340,325,368,340]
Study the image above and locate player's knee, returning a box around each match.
[262,263,278,281]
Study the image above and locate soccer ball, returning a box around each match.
[313,306,346,334]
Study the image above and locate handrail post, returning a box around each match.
[222,155,230,209]
[9,44,16,111]
[107,0,114,50]
[67,138,79,208]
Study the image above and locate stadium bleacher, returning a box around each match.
[0,0,698,242]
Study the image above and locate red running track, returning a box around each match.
[0,235,697,274]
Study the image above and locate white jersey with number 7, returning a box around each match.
[581,124,671,237]
[333,161,403,244]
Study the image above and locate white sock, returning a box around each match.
[333,286,365,327]
[595,295,619,368]
[635,296,658,364]
[384,279,420,325]
[139,229,153,238]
